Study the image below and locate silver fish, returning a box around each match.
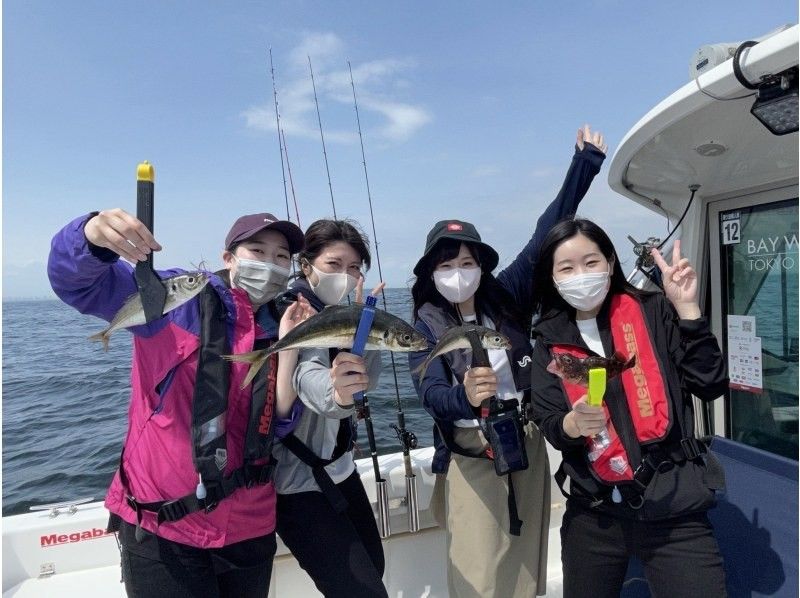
[225,303,429,388]
[412,325,511,381]
[89,272,209,351]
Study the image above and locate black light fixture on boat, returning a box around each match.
[732,40,798,136]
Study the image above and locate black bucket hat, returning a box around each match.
[413,219,499,275]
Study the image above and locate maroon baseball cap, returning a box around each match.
[225,213,304,253]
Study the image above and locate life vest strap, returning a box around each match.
[556,437,710,509]
[124,460,276,525]
[279,418,354,513]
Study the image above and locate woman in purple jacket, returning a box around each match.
[48,208,313,598]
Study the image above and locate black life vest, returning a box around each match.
[114,284,277,534]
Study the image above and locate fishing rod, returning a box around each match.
[308,56,338,219]
[268,48,291,223]
[281,128,302,228]
[351,295,392,538]
[348,61,419,534]
[305,56,387,534]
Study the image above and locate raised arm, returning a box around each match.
[497,125,607,305]
[48,211,179,326]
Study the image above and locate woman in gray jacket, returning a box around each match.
[272,218,387,598]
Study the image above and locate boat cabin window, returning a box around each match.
[719,198,798,460]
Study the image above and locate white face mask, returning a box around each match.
[554,269,611,312]
[309,264,359,306]
[433,267,482,304]
[232,257,290,305]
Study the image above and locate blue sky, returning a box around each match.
[3,1,797,298]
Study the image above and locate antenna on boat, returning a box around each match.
[308,56,338,219]
[269,48,292,223]
[348,60,420,534]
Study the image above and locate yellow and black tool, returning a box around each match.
[134,161,167,323]
[587,368,607,407]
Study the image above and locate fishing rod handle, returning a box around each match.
[136,161,155,265]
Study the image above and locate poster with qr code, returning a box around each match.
[727,315,763,393]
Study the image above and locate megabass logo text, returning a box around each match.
[40,528,114,547]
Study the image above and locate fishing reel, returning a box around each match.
[627,235,664,289]
[391,424,418,451]
[628,235,661,270]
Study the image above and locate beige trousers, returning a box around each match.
[432,423,551,598]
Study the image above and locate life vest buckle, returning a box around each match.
[681,437,704,461]
[656,460,675,474]
[157,499,189,524]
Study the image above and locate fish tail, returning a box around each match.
[223,350,270,389]
[413,361,430,381]
[88,331,110,352]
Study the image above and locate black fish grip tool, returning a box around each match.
[134,161,167,323]
[465,328,529,476]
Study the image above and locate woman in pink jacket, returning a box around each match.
[48,208,313,598]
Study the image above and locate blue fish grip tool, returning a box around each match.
[351,295,377,405]
[134,161,167,323]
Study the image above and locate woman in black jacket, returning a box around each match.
[529,217,728,598]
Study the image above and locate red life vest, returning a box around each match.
[553,293,671,484]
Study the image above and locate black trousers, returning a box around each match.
[561,503,727,598]
[117,519,276,598]
[276,470,387,598]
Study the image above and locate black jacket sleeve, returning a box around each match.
[408,319,478,422]
[656,294,729,401]
[496,144,605,306]
[530,339,586,451]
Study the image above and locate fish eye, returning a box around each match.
[171,283,178,291]
[403,334,411,342]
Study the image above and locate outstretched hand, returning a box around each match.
[84,208,162,263]
[577,124,608,154]
[354,275,385,304]
[279,294,317,340]
[650,240,701,319]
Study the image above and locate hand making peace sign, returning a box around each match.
[650,240,702,320]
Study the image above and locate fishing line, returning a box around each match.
[280,128,302,228]
[348,60,420,533]
[308,56,338,220]
[269,48,291,224]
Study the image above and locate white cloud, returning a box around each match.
[471,165,502,178]
[243,32,430,144]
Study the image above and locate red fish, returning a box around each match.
[547,351,636,386]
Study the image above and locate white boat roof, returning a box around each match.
[609,25,799,217]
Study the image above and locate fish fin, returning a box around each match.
[413,360,430,381]
[546,358,563,378]
[241,361,265,389]
[223,350,266,364]
[88,331,110,352]
[625,353,637,369]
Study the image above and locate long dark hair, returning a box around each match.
[411,238,526,330]
[531,217,651,318]
[296,218,371,276]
